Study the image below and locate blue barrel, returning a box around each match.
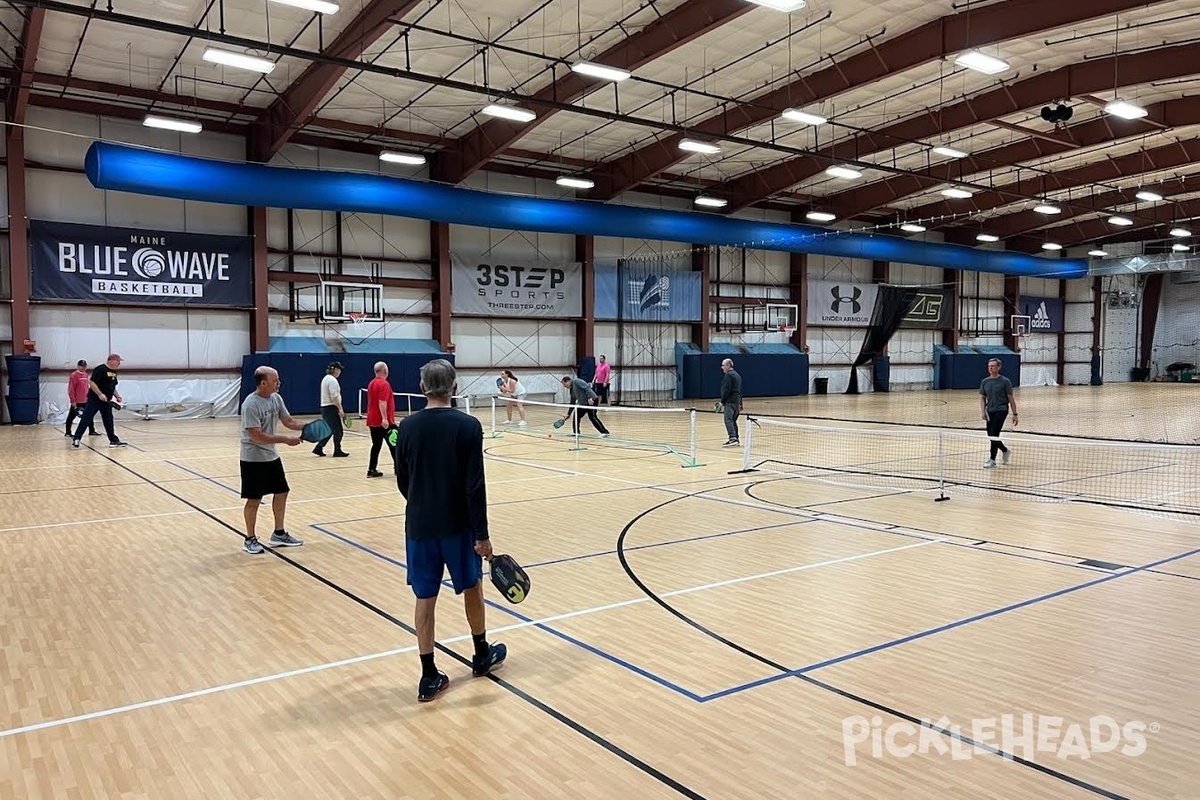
[5,354,41,382]
[5,395,39,424]
[7,380,39,400]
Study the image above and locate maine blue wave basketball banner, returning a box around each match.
[28,220,254,307]
[594,264,702,321]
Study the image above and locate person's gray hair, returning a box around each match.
[373,361,387,375]
[988,358,1002,367]
[253,366,274,386]
[420,359,456,398]
[722,358,733,367]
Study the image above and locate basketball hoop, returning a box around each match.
[347,312,367,326]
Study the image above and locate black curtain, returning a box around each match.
[846,285,920,394]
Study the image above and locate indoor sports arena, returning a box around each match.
[2,0,1199,797]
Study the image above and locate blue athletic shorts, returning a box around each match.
[406,535,483,599]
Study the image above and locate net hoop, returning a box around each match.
[347,312,368,325]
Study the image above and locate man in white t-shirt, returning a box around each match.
[314,361,350,458]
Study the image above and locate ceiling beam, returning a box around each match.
[823,97,1200,219]
[6,7,45,126]
[950,177,1196,241]
[904,137,1200,226]
[249,0,424,162]
[433,0,753,185]
[583,0,1170,202]
[720,37,1200,212]
[1027,198,1200,249]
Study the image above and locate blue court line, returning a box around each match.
[310,524,704,701]
[166,461,238,494]
[701,540,1200,702]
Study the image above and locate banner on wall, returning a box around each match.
[595,264,703,322]
[29,220,253,307]
[807,280,952,328]
[1019,295,1065,333]
[451,254,582,317]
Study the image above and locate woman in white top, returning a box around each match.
[499,369,527,426]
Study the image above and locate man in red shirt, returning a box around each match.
[65,359,97,438]
[366,361,398,477]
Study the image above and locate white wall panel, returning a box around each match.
[808,255,871,281]
[0,304,10,342]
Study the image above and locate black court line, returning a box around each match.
[742,478,1150,576]
[613,490,1133,800]
[71,442,708,800]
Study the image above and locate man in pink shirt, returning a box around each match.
[366,361,398,478]
[65,360,97,438]
[592,355,611,405]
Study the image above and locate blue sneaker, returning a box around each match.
[472,643,507,677]
[418,672,449,702]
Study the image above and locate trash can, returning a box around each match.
[813,377,828,395]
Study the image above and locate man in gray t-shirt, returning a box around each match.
[240,366,306,554]
[559,376,610,436]
[978,358,1018,468]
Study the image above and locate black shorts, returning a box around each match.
[593,383,609,401]
[240,458,290,500]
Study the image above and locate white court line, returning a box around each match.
[0,538,937,740]
[0,510,195,534]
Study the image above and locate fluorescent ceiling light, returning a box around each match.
[1107,215,1134,226]
[1104,99,1148,120]
[694,196,728,208]
[1034,203,1062,215]
[781,108,827,126]
[745,0,807,11]
[1088,249,1109,257]
[805,211,836,223]
[1041,242,1063,251]
[941,187,973,199]
[482,103,536,122]
[142,115,202,134]
[269,0,340,13]
[825,165,863,180]
[202,48,276,74]
[976,233,1000,243]
[1170,227,1192,237]
[1136,190,1163,202]
[933,146,968,159]
[900,223,926,233]
[679,139,721,154]
[1173,243,1191,252]
[556,175,594,190]
[954,49,1009,75]
[570,62,631,82]
[379,151,426,165]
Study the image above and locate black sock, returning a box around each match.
[273,529,285,536]
[420,652,437,680]
[472,632,489,661]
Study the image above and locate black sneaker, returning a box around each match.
[332,451,350,458]
[472,643,507,677]
[63,431,72,438]
[366,470,384,478]
[722,439,740,448]
[71,439,80,449]
[418,671,449,702]
[312,447,326,457]
[109,441,128,448]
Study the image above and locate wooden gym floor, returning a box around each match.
[1,384,1198,799]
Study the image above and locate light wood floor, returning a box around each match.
[1,386,1198,799]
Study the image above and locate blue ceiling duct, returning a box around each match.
[85,142,1086,278]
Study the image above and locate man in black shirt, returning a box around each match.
[720,358,742,447]
[396,358,506,702]
[71,353,127,449]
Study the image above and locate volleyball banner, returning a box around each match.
[28,220,254,307]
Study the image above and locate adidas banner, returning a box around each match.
[1019,296,1064,333]
[595,263,702,322]
[450,255,582,318]
[808,281,952,328]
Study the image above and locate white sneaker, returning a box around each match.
[517,421,526,427]
[599,433,611,439]
[984,459,996,468]
[1001,449,1010,465]
[502,420,513,425]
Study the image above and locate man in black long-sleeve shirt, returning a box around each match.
[396,358,506,702]
[720,358,742,447]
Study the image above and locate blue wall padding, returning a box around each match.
[933,346,1020,390]
[241,352,455,415]
[679,353,809,400]
[86,142,1087,279]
